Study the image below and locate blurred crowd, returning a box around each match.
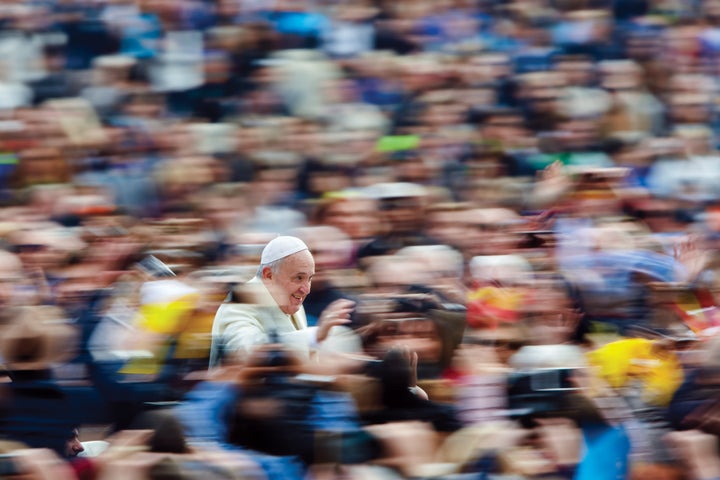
[3,0,720,478]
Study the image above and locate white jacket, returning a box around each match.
[208,277,314,367]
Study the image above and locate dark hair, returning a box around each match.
[131,410,189,454]
[378,348,416,407]
[148,457,185,480]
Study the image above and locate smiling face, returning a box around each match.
[262,250,315,315]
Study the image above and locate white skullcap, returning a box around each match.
[260,236,309,265]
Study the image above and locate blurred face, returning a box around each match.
[262,251,315,315]
[308,170,351,196]
[426,209,467,248]
[16,243,66,271]
[375,318,443,363]
[556,59,594,86]
[0,252,22,311]
[463,54,511,84]
[65,429,84,458]
[669,94,712,124]
[306,236,350,272]
[522,285,578,345]
[322,198,378,240]
[379,196,424,233]
[481,113,527,147]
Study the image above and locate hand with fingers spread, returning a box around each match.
[674,234,711,282]
[532,160,572,208]
[317,298,355,343]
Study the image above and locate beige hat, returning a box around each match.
[260,236,309,265]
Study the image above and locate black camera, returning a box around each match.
[507,368,580,425]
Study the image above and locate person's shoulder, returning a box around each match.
[216,279,280,322]
[226,277,265,303]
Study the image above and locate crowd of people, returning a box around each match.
[2,0,720,478]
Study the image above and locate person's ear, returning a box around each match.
[261,266,273,280]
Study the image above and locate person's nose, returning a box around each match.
[73,440,84,454]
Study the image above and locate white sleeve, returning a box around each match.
[304,326,319,348]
